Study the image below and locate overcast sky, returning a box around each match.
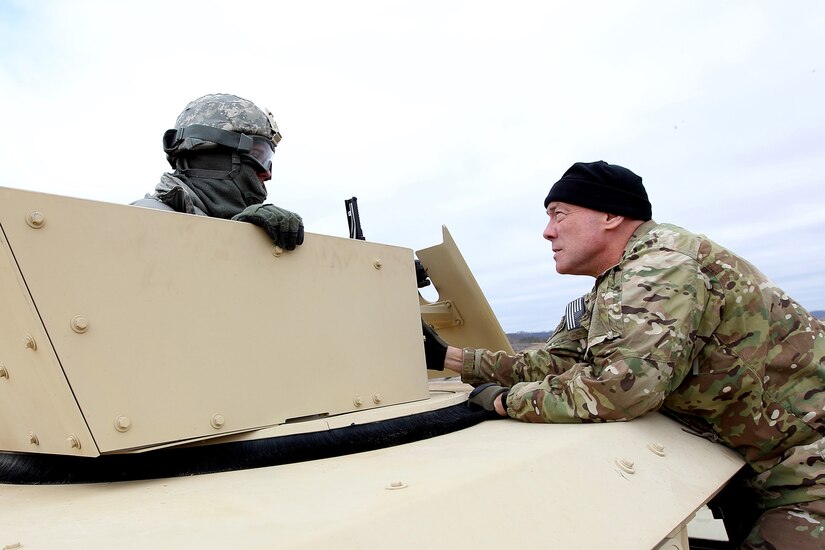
[1,0,823,332]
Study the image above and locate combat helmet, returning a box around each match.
[162,93,281,174]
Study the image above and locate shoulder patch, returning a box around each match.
[565,295,586,331]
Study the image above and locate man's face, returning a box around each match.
[543,201,612,276]
[255,169,271,186]
[249,140,274,185]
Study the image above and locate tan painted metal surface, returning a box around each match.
[0,187,427,455]
[417,226,514,358]
[0,223,98,456]
[0,409,743,549]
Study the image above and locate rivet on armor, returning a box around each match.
[0,365,8,379]
[353,395,363,407]
[386,481,408,490]
[648,442,666,457]
[211,414,226,429]
[615,457,635,474]
[28,432,39,446]
[114,415,132,432]
[272,245,283,257]
[24,334,37,351]
[67,434,82,449]
[373,259,382,269]
[26,210,45,228]
[71,315,90,333]
[372,393,382,404]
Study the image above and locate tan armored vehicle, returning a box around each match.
[0,187,743,548]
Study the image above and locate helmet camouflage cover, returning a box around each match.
[166,93,282,157]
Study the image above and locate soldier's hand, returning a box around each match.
[422,321,448,371]
[232,204,304,250]
[415,259,432,288]
[467,383,509,418]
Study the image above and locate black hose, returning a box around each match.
[0,404,489,485]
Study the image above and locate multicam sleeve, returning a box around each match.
[504,248,712,423]
[461,316,589,387]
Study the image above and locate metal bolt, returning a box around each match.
[615,457,635,474]
[114,415,132,432]
[0,365,8,379]
[211,414,226,429]
[67,434,81,449]
[28,432,39,446]
[353,395,363,407]
[372,393,382,404]
[373,259,382,269]
[24,335,36,351]
[3,542,23,550]
[71,315,89,333]
[26,210,45,228]
[386,481,408,490]
[272,245,283,257]
[648,442,666,457]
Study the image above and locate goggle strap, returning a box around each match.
[163,124,256,155]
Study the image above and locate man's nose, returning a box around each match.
[543,219,555,241]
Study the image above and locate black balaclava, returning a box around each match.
[166,151,267,219]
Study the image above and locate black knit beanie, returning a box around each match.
[544,161,652,221]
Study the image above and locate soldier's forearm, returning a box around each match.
[444,346,463,373]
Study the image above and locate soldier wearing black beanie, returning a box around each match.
[544,160,652,221]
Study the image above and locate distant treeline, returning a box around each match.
[507,331,551,344]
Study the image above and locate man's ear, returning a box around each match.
[604,213,625,229]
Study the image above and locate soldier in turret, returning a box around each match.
[133,93,304,250]
[424,160,825,547]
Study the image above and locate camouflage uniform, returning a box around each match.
[131,174,209,215]
[132,93,304,252]
[461,221,825,516]
[742,500,825,548]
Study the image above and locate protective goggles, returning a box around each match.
[163,124,275,173]
[248,137,274,173]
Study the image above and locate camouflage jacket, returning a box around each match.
[461,221,825,508]
[131,174,209,216]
